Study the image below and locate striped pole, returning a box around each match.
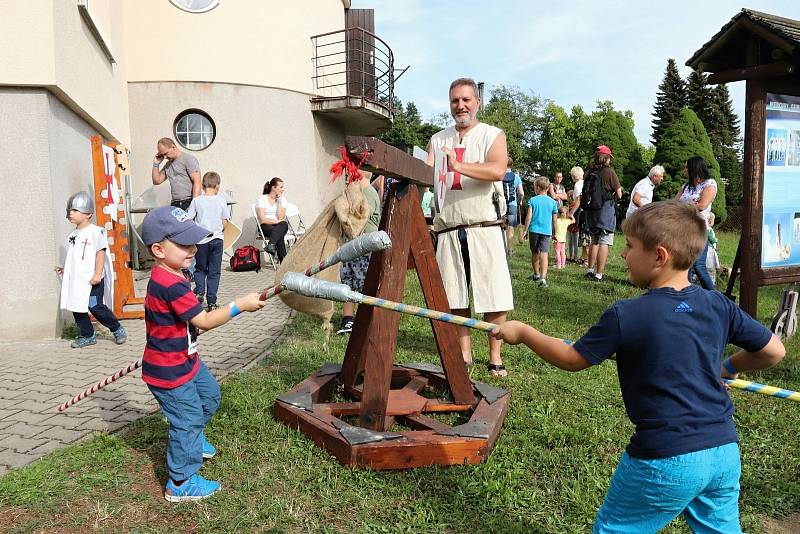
[57,360,142,412]
[56,232,391,413]
[724,378,800,403]
[280,272,499,333]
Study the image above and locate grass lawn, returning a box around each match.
[1,231,798,533]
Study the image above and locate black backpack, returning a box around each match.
[502,171,517,204]
[580,171,609,211]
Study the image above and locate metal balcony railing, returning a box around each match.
[311,27,394,114]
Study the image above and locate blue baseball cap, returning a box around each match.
[141,206,211,246]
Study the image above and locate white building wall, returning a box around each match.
[0,89,99,339]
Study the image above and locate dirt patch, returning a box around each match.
[762,513,800,534]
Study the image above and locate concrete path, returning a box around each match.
[0,267,291,477]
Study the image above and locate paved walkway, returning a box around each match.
[0,267,292,477]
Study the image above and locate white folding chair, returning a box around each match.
[284,202,306,250]
[250,203,278,270]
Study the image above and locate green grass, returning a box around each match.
[1,231,798,533]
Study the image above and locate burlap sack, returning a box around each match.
[276,179,369,331]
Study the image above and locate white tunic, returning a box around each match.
[60,224,114,313]
[428,123,513,313]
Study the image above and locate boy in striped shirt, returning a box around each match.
[141,206,265,502]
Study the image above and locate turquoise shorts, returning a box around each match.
[594,443,742,533]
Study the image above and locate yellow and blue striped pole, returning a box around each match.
[724,378,800,403]
[281,272,499,333]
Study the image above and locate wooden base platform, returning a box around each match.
[273,363,509,470]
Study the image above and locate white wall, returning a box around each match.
[0,89,98,339]
[122,0,346,95]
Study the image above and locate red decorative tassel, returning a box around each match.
[329,146,370,184]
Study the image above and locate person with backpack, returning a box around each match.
[502,158,524,253]
[582,145,622,281]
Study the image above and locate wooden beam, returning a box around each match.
[740,18,798,56]
[708,60,797,84]
[345,136,433,186]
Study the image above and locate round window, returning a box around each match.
[174,110,216,151]
[169,0,219,13]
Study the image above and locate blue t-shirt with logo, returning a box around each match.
[573,285,772,460]
[527,194,558,235]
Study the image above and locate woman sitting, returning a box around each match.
[256,177,289,262]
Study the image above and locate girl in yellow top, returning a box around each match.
[553,206,575,269]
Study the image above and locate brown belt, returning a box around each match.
[433,218,506,236]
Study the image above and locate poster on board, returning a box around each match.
[762,93,800,269]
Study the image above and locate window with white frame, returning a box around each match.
[169,0,219,13]
[174,110,215,151]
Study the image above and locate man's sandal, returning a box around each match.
[487,363,508,377]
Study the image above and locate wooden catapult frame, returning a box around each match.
[273,137,509,469]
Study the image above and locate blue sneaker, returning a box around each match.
[164,474,221,502]
[201,434,216,459]
[70,333,97,348]
[112,326,127,345]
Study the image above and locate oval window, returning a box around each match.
[174,110,216,151]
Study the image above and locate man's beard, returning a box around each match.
[453,113,475,128]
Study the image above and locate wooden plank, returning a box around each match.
[708,60,797,84]
[422,399,474,413]
[401,414,450,432]
[345,136,433,186]
[407,186,475,405]
[740,68,766,317]
[352,432,485,469]
[288,372,338,402]
[472,395,510,457]
[273,403,352,465]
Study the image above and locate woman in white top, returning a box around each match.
[675,157,717,289]
[256,177,289,261]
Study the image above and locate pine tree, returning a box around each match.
[651,59,687,146]
[686,68,714,129]
[707,84,740,152]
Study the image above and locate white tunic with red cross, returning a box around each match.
[60,224,114,313]
[427,123,513,313]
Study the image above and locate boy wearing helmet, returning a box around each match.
[56,191,127,348]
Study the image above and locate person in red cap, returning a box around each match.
[582,145,622,281]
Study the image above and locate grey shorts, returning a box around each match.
[528,232,551,253]
[341,253,370,292]
[590,230,614,246]
[506,204,518,227]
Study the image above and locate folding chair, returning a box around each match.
[284,202,307,250]
[250,203,278,270]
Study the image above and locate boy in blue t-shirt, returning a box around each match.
[524,176,558,288]
[494,200,785,532]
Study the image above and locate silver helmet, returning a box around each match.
[66,191,95,215]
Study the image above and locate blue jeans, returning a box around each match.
[594,443,742,533]
[194,238,223,304]
[73,281,121,337]
[148,361,220,482]
[690,242,715,290]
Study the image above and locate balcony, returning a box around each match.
[310,27,394,135]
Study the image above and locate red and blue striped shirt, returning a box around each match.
[142,266,203,388]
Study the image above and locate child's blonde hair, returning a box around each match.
[535,176,550,192]
[621,200,706,270]
[202,171,221,189]
[558,206,570,219]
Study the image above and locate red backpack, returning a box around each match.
[230,245,261,272]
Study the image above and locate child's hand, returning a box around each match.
[90,274,103,285]
[236,293,267,313]
[491,321,526,345]
[54,266,64,275]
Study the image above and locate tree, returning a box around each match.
[537,102,577,177]
[591,101,642,189]
[653,107,727,222]
[379,97,440,153]
[718,145,743,206]
[706,84,740,153]
[651,59,687,146]
[478,85,543,176]
[686,68,713,128]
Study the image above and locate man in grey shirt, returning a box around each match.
[152,137,201,210]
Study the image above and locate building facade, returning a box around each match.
[0,0,393,340]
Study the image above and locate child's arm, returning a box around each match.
[493,321,591,372]
[523,205,532,238]
[90,249,105,285]
[721,334,785,378]
[551,213,558,238]
[190,292,265,331]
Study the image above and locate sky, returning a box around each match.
[354,0,800,145]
